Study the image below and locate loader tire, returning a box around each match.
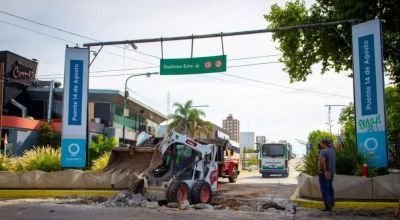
[228,167,238,183]
[167,180,190,204]
[190,180,212,204]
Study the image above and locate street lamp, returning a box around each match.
[122,72,158,145]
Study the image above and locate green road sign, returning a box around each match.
[160,55,227,75]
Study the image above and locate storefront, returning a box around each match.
[0,51,167,156]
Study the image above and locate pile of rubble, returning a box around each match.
[101,191,214,210]
[102,191,158,208]
[100,191,296,214]
[213,198,296,214]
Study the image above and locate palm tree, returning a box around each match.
[168,100,212,138]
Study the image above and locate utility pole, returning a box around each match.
[324,104,345,134]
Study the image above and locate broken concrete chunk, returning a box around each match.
[179,200,191,210]
[167,202,180,208]
[192,203,214,210]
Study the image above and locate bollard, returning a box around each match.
[362,163,368,177]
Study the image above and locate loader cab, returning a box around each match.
[152,143,198,179]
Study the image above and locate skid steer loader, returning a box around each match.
[143,131,219,204]
[104,131,218,204]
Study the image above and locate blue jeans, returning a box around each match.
[319,173,335,209]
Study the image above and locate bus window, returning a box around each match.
[262,144,284,157]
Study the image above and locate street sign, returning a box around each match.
[352,19,388,168]
[61,47,89,168]
[160,55,226,75]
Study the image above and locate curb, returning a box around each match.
[289,187,399,210]
[0,190,118,199]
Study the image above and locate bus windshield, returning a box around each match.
[262,144,285,157]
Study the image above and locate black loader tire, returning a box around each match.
[167,180,190,204]
[190,180,212,204]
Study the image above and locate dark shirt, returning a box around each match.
[318,147,336,174]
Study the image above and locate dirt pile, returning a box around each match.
[212,198,296,214]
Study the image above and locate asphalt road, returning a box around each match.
[0,159,397,220]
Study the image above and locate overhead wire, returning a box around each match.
[221,73,352,99]
[1,12,351,99]
[0,10,160,59]
[0,18,157,66]
[38,57,280,77]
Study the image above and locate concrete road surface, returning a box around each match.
[0,158,397,219]
[0,199,397,220]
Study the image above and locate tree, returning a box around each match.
[298,130,336,176]
[338,103,356,145]
[265,0,400,85]
[168,100,213,138]
[37,122,61,148]
[386,86,400,143]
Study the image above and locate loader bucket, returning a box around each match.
[103,147,156,175]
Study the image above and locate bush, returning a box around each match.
[91,152,110,171]
[242,148,258,153]
[0,154,12,171]
[89,135,117,164]
[335,139,370,176]
[298,130,336,176]
[297,144,319,176]
[37,122,61,148]
[13,146,61,172]
[248,157,258,166]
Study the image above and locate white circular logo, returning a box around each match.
[68,143,80,157]
[214,60,222,68]
[363,137,378,151]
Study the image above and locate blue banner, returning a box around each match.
[62,47,89,168]
[68,60,83,125]
[357,131,387,167]
[352,19,388,169]
[61,138,86,168]
[358,34,378,116]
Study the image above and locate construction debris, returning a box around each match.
[179,200,191,210]
[102,191,150,208]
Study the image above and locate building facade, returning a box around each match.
[0,51,167,156]
[256,136,266,144]
[222,114,240,142]
[240,132,255,150]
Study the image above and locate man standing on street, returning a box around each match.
[318,139,336,211]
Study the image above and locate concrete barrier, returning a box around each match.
[0,171,130,189]
[298,173,400,200]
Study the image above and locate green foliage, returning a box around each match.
[308,130,336,150]
[248,157,259,166]
[335,139,370,176]
[386,86,400,143]
[0,154,12,171]
[297,130,336,176]
[339,103,356,145]
[37,122,61,148]
[168,100,213,138]
[89,135,117,163]
[243,148,258,153]
[91,152,110,171]
[13,146,61,172]
[265,0,400,85]
[339,87,400,168]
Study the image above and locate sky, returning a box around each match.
[0,0,357,155]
